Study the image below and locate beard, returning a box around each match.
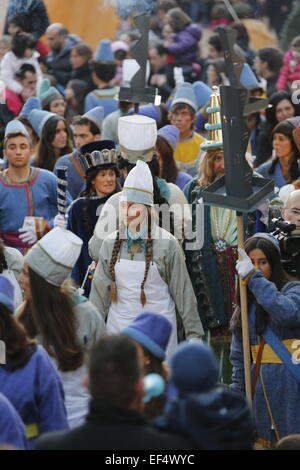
[213,168,225,182]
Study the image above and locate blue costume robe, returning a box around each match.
[67,195,112,296]
[0,345,68,449]
[230,270,300,445]
[84,86,119,117]
[0,167,71,252]
[0,392,28,450]
[256,158,300,189]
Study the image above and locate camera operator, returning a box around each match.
[272,189,300,278]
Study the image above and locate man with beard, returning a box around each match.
[183,147,238,384]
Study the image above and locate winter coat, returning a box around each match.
[45,34,81,87]
[276,50,300,91]
[230,270,300,445]
[167,23,202,66]
[35,399,195,450]
[4,0,49,41]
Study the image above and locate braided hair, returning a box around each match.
[109,207,153,306]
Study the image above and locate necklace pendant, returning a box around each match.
[214,239,227,252]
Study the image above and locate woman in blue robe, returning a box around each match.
[67,141,121,296]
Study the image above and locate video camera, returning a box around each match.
[271,218,300,277]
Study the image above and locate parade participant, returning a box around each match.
[17,96,41,154]
[123,312,172,420]
[156,124,192,190]
[230,233,300,447]
[157,342,253,450]
[0,392,28,450]
[89,159,204,358]
[0,120,61,254]
[89,115,192,262]
[169,82,205,177]
[256,119,300,189]
[0,275,68,448]
[35,335,195,450]
[31,110,73,171]
[66,140,120,296]
[84,39,119,116]
[38,78,66,117]
[18,227,106,428]
[53,106,103,199]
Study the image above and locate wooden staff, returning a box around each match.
[236,211,252,404]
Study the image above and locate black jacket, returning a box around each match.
[35,400,195,450]
[71,64,95,93]
[45,35,81,87]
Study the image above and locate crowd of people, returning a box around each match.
[1,0,300,452]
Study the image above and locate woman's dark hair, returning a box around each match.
[231,237,295,337]
[138,344,168,420]
[80,166,120,233]
[65,79,88,116]
[208,34,223,54]
[0,241,8,273]
[18,268,84,372]
[11,32,36,58]
[231,22,249,46]
[155,135,178,183]
[36,115,73,171]
[92,62,116,83]
[266,91,300,129]
[0,304,37,371]
[71,43,93,63]
[269,120,300,181]
[7,13,32,33]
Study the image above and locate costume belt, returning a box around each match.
[0,230,31,249]
[251,339,298,364]
[25,422,39,439]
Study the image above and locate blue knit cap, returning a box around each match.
[0,275,15,312]
[157,125,179,150]
[123,312,172,360]
[246,232,281,252]
[19,97,41,118]
[28,109,56,138]
[94,39,114,62]
[129,104,161,123]
[171,82,198,112]
[83,106,104,133]
[193,81,212,109]
[170,342,219,394]
[5,120,30,138]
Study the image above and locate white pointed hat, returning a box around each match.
[120,160,153,206]
[118,115,157,163]
[25,227,83,286]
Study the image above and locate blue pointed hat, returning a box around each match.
[157,125,179,150]
[28,109,56,138]
[38,78,63,108]
[171,82,198,112]
[123,312,172,360]
[5,119,30,138]
[129,104,162,123]
[94,39,114,62]
[193,81,212,109]
[83,106,104,132]
[240,63,262,90]
[19,97,41,118]
[0,275,15,312]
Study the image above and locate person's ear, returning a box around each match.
[281,207,285,219]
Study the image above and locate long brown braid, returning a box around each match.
[140,208,153,306]
[109,228,123,303]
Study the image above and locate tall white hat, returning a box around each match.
[25,227,83,286]
[120,160,153,206]
[118,115,157,163]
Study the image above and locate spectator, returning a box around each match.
[0,32,42,100]
[70,43,94,92]
[254,47,283,98]
[5,63,38,116]
[255,91,300,167]
[4,0,49,42]
[148,41,175,103]
[64,79,88,122]
[163,7,201,67]
[6,13,49,58]
[84,39,119,116]
[0,275,68,448]
[277,36,300,92]
[45,23,81,90]
[231,22,256,68]
[111,40,129,87]
[35,335,195,450]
